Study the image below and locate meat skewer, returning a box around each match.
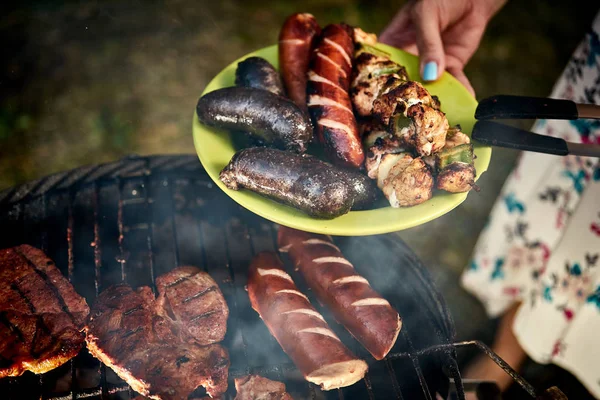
[247,252,368,390]
[307,23,364,168]
[279,13,320,111]
[278,228,402,360]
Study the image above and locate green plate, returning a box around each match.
[193,44,491,236]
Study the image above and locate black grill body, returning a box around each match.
[0,155,464,400]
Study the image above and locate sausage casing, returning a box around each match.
[278,227,402,360]
[196,87,312,153]
[247,252,367,390]
[279,13,321,111]
[235,56,285,96]
[219,147,378,219]
[307,24,364,168]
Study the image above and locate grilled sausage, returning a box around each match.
[235,57,285,96]
[307,24,364,168]
[279,13,321,111]
[278,227,402,360]
[196,87,312,153]
[247,252,368,390]
[219,147,379,219]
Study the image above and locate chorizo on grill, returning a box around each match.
[307,24,364,168]
[279,13,321,111]
[278,227,401,360]
[247,252,368,390]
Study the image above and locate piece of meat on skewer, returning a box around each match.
[435,143,478,193]
[0,245,90,378]
[391,102,449,157]
[350,52,409,118]
[374,152,434,207]
[234,375,294,400]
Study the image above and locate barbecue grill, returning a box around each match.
[0,155,563,400]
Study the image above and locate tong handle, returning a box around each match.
[472,121,569,156]
[476,95,578,120]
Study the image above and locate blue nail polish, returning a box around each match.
[422,61,438,81]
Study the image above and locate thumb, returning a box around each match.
[410,2,445,82]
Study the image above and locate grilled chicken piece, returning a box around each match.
[437,163,477,193]
[373,153,433,207]
[0,245,89,378]
[435,144,477,193]
[234,375,293,400]
[392,103,449,157]
[156,266,229,346]
[365,135,406,179]
[350,52,408,118]
[86,283,229,399]
[372,80,440,126]
[443,125,471,149]
[353,27,377,46]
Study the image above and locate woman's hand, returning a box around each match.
[380,0,507,95]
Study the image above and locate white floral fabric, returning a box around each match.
[461,11,600,398]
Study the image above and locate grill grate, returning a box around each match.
[0,155,539,400]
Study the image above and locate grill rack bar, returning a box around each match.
[0,155,545,400]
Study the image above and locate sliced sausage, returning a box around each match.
[279,13,321,111]
[307,23,364,168]
[247,252,367,390]
[278,227,401,360]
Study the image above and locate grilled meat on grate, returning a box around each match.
[0,245,89,378]
[85,283,229,399]
[156,266,229,346]
[234,375,293,400]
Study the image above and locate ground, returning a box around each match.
[1,0,598,397]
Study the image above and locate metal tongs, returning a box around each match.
[472,95,600,157]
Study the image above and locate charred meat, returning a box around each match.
[156,266,229,346]
[435,143,477,193]
[396,103,449,157]
[85,281,229,399]
[196,87,312,153]
[220,147,378,219]
[351,52,408,118]
[375,153,433,207]
[0,245,89,378]
[234,375,293,400]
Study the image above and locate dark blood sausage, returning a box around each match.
[235,57,285,96]
[196,87,312,153]
[278,227,402,360]
[247,252,367,390]
[279,13,320,111]
[307,24,364,168]
[219,147,379,219]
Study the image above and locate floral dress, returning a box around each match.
[461,11,600,398]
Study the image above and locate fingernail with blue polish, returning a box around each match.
[422,61,438,81]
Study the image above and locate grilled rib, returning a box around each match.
[0,245,89,378]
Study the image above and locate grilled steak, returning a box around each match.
[234,375,293,400]
[156,266,229,345]
[86,283,229,399]
[0,245,89,378]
